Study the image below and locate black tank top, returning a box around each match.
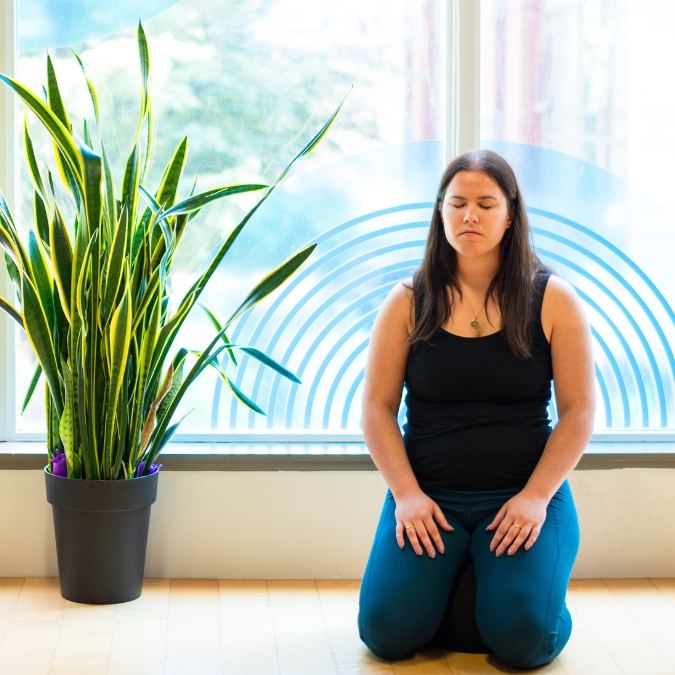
[402,270,553,491]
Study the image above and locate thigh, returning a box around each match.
[470,481,580,669]
[358,490,471,660]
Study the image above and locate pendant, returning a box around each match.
[470,318,480,329]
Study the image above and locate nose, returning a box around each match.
[463,207,479,223]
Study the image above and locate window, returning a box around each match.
[9,0,444,439]
[2,0,674,445]
[481,0,675,433]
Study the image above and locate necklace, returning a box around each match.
[459,287,485,330]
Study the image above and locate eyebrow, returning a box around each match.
[449,195,498,200]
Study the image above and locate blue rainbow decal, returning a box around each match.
[205,142,675,432]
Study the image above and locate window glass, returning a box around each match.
[481,0,675,431]
[15,0,443,432]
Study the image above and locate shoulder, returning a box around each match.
[375,278,415,336]
[541,274,589,343]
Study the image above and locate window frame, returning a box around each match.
[1,0,673,449]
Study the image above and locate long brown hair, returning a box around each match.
[406,149,549,359]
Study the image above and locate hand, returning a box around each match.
[395,490,454,558]
[486,490,548,556]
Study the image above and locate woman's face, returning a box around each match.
[440,170,512,260]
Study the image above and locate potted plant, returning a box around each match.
[0,23,342,604]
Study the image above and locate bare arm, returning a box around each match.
[362,282,453,557]
[488,275,596,555]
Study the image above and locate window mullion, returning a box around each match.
[443,0,481,165]
[0,0,17,442]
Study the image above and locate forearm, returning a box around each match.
[362,403,421,499]
[523,406,595,502]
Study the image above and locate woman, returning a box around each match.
[357,150,595,669]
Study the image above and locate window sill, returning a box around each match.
[0,441,674,471]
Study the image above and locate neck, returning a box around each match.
[455,251,500,292]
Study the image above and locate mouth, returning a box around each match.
[459,230,481,236]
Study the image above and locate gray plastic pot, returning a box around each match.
[44,466,159,604]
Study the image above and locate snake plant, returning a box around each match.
[0,23,342,479]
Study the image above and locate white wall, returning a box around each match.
[1,468,674,579]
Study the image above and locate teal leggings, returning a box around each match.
[358,480,579,669]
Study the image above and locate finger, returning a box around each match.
[415,523,438,558]
[524,526,541,551]
[396,521,405,549]
[486,504,507,531]
[495,525,521,557]
[433,503,454,532]
[424,517,445,555]
[506,525,532,556]
[489,516,515,551]
[405,525,424,556]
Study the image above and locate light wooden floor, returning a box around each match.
[0,579,673,674]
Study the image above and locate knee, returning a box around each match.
[478,606,563,670]
[357,600,423,660]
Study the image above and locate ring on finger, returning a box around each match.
[405,524,416,531]
[512,523,521,529]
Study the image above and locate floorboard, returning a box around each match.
[0,578,672,674]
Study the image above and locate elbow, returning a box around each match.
[362,398,400,425]
[556,400,596,435]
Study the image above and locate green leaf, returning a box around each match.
[156,349,186,423]
[144,194,268,387]
[73,52,100,129]
[276,88,350,184]
[34,192,50,248]
[139,362,175,457]
[45,380,59,455]
[149,167,195,271]
[156,137,187,210]
[0,221,21,270]
[226,244,317,326]
[0,295,24,328]
[76,331,97,479]
[21,275,63,417]
[141,100,154,184]
[49,205,73,324]
[156,183,268,223]
[221,370,267,416]
[72,451,83,479]
[128,302,160,465]
[139,185,160,214]
[59,357,76,477]
[112,357,131,479]
[102,284,131,477]
[0,188,16,228]
[237,346,301,384]
[137,22,150,127]
[154,409,192,456]
[28,230,55,330]
[0,74,82,185]
[46,56,72,132]
[130,270,160,333]
[75,136,102,239]
[76,229,97,327]
[101,207,128,327]
[83,119,93,149]
[145,287,193,380]
[144,344,227,468]
[197,302,236,366]
[21,362,42,414]
[4,252,21,301]
[0,190,30,273]
[101,142,116,244]
[52,279,70,362]
[23,114,46,200]
[120,143,140,230]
